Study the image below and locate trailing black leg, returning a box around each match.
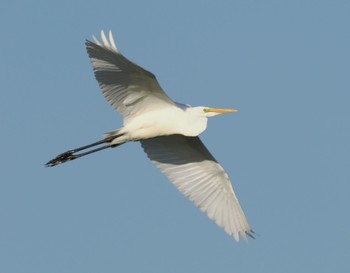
[45,134,124,167]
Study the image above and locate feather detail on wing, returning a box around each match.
[86,30,174,119]
[141,135,253,241]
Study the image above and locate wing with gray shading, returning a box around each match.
[86,30,174,119]
[141,135,253,241]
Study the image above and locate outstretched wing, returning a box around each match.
[86,30,174,119]
[141,135,253,241]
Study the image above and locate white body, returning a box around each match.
[84,31,253,241]
[116,104,208,144]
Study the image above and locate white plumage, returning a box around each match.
[46,30,253,241]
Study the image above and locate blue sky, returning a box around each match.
[1,0,349,272]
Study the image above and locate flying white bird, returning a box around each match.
[46,30,253,241]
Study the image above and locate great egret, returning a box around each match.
[46,30,253,241]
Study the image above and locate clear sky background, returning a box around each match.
[1,1,349,272]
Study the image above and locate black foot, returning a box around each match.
[45,150,78,167]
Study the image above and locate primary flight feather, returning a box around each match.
[46,30,253,241]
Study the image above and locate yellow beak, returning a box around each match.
[205,108,238,114]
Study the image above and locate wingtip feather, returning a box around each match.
[92,35,102,46]
[100,30,111,48]
[90,30,119,53]
[108,30,119,52]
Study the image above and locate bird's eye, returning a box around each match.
[203,108,210,113]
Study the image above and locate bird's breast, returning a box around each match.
[123,106,207,140]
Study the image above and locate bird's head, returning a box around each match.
[201,107,238,117]
[179,106,238,136]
